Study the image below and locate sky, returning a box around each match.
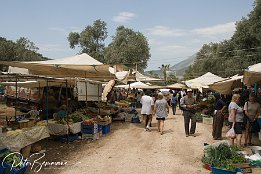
[0,0,255,70]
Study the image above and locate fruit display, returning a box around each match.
[82,119,96,125]
[0,149,25,170]
[98,115,111,122]
[6,129,23,135]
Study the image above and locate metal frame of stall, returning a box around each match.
[0,73,102,144]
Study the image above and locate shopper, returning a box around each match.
[212,94,227,140]
[153,92,169,135]
[171,93,177,115]
[180,89,197,137]
[243,93,260,146]
[228,94,244,146]
[140,90,154,131]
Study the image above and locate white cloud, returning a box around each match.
[38,44,68,52]
[146,26,185,37]
[156,44,186,52]
[48,27,67,34]
[48,26,82,35]
[112,12,136,23]
[192,22,236,36]
[69,27,81,33]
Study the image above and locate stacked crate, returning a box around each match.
[81,123,99,140]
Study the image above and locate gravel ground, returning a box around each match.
[25,109,217,174]
[19,108,261,174]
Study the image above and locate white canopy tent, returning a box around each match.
[1,53,124,80]
[29,53,103,65]
[134,71,162,82]
[243,63,261,86]
[185,72,225,92]
[166,83,187,89]
[209,75,243,95]
[115,81,148,89]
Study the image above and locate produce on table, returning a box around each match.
[202,144,245,171]
[55,118,67,125]
[82,119,96,125]
[0,149,25,170]
[195,112,203,122]
[98,115,111,122]
[6,129,23,135]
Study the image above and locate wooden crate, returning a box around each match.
[233,163,252,173]
[19,119,36,129]
[203,117,213,125]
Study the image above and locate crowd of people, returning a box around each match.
[138,88,261,147]
[107,86,261,146]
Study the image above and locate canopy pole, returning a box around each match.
[66,79,68,117]
[38,81,40,110]
[46,79,49,123]
[98,83,100,115]
[85,80,88,108]
[15,75,18,121]
[254,83,257,95]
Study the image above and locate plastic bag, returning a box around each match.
[226,128,236,138]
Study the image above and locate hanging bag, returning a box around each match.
[226,127,236,138]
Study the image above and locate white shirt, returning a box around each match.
[140,95,154,115]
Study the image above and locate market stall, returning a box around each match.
[185,72,225,92]
[243,63,261,86]
[0,124,49,152]
[166,83,187,89]
[209,75,243,95]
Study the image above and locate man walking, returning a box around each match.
[171,93,177,115]
[180,89,197,137]
[140,90,154,131]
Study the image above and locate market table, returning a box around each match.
[0,108,26,125]
[47,120,81,135]
[47,120,69,135]
[68,122,81,134]
[0,126,50,151]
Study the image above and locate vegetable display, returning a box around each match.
[0,150,25,170]
[202,144,245,171]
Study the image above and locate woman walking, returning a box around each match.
[243,93,260,146]
[153,92,169,135]
[212,94,227,140]
[228,94,244,146]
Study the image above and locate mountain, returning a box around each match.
[170,54,196,71]
[170,54,196,78]
[145,54,196,79]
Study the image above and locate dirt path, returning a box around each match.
[53,109,214,174]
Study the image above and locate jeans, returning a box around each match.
[183,111,196,135]
[172,104,177,115]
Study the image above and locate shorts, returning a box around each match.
[228,122,244,134]
[156,117,165,121]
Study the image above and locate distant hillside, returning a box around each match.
[145,54,196,79]
[170,54,196,71]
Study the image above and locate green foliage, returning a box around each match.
[0,150,25,169]
[0,37,48,71]
[168,73,178,83]
[202,144,245,171]
[148,71,160,78]
[159,64,170,82]
[185,0,261,79]
[67,19,108,63]
[104,26,150,71]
